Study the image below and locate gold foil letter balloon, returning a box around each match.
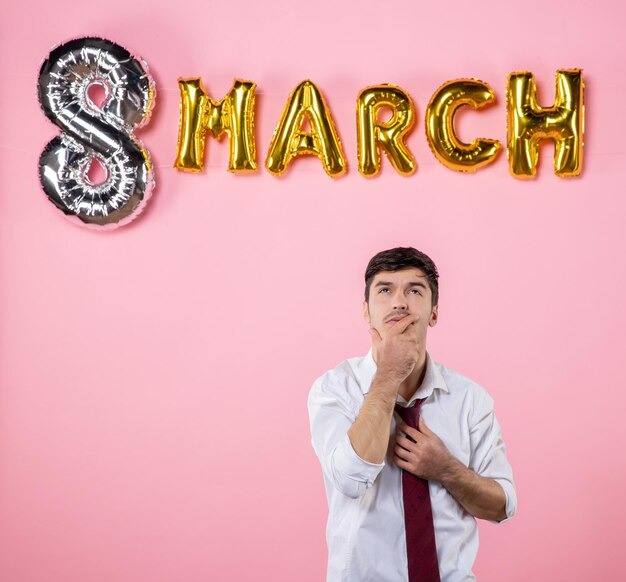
[425,79,501,172]
[506,69,584,178]
[356,85,416,177]
[265,80,346,177]
[175,79,257,172]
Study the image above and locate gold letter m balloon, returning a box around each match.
[507,69,584,178]
[175,79,257,172]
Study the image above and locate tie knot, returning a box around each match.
[395,399,425,429]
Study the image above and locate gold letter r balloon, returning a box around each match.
[356,85,417,177]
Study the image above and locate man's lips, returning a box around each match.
[386,313,409,323]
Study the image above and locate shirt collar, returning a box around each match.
[357,349,449,403]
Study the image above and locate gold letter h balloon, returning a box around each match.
[507,69,584,178]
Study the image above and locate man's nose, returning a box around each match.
[392,293,407,310]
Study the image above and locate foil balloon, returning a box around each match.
[175,78,257,172]
[266,80,346,177]
[357,85,416,177]
[506,69,584,178]
[425,79,501,172]
[38,37,155,229]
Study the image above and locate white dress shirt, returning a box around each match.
[308,350,516,582]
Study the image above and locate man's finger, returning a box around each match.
[394,454,412,468]
[396,434,418,452]
[397,315,420,335]
[418,416,433,435]
[394,455,419,477]
[398,423,422,441]
[385,315,418,336]
[394,445,412,460]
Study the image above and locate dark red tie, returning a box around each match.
[395,400,440,582]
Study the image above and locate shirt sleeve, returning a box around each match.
[468,389,517,523]
[308,374,385,499]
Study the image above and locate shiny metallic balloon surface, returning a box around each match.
[38,37,155,228]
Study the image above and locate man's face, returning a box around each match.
[363,268,438,342]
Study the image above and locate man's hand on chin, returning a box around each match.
[370,315,421,385]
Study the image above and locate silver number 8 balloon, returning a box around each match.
[38,37,156,229]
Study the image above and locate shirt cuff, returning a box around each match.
[333,433,385,487]
[490,477,517,524]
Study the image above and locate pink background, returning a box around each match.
[1,1,625,580]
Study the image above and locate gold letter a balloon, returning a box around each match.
[265,80,346,177]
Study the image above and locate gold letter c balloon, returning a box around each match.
[425,79,501,172]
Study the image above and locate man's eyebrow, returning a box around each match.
[374,280,427,288]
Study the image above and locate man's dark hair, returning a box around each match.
[364,247,439,305]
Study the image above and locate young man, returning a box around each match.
[308,247,516,582]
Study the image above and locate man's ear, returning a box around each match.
[363,300,370,324]
[429,304,438,327]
